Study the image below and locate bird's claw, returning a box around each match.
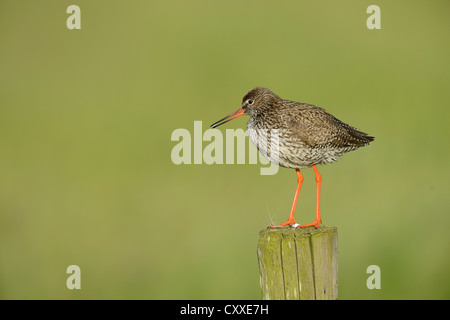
[294,220,321,228]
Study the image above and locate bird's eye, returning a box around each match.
[247,99,254,105]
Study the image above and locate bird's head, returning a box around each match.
[210,87,280,128]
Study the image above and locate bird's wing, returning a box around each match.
[285,103,373,148]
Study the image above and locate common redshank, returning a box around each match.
[211,87,374,228]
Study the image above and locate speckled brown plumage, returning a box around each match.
[241,87,374,169]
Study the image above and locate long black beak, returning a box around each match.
[210,108,245,128]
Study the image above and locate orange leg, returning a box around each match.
[270,169,303,228]
[297,165,322,228]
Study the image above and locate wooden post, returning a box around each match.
[257,226,338,300]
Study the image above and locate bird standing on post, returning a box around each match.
[211,87,374,228]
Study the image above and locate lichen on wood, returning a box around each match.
[257,226,338,300]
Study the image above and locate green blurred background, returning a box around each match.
[1,0,449,299]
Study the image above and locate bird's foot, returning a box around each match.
[268,218,295,228]
[295,219,321,229]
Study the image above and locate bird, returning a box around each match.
[210,87,374,228]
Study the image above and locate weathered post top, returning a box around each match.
[257,226,338,300]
